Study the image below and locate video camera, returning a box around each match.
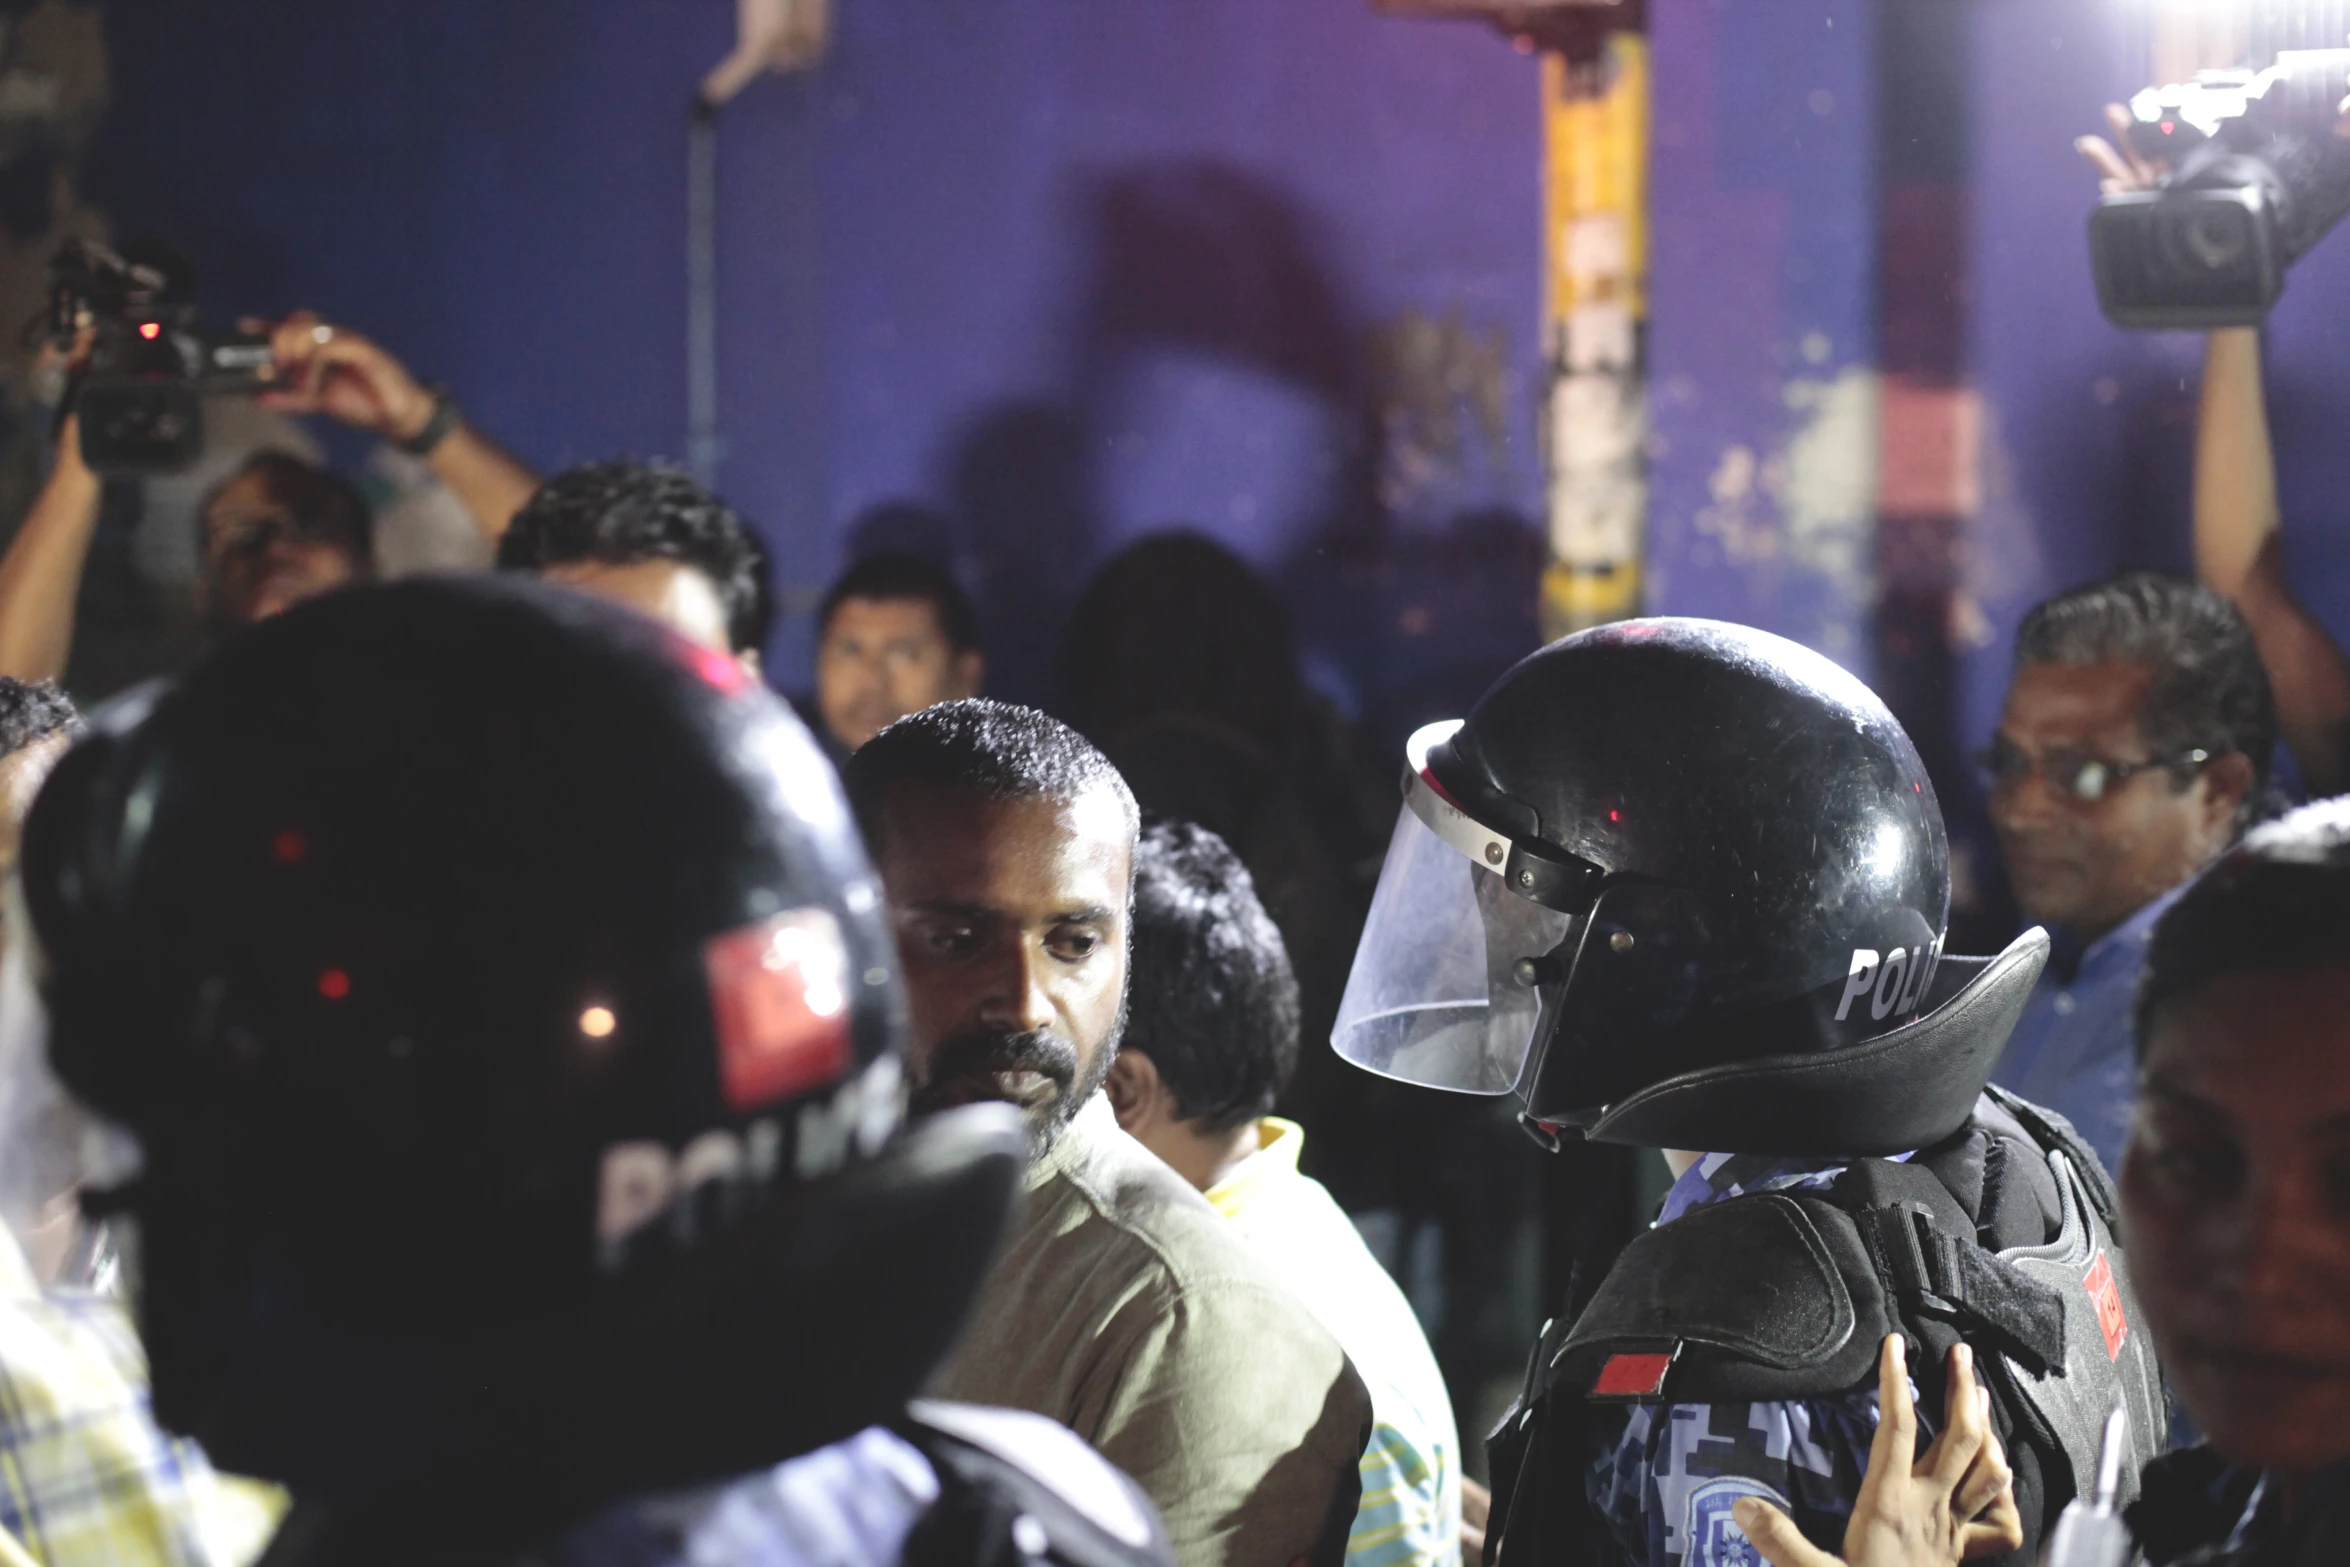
[2090,49,2350,330]
[39,238,278,476]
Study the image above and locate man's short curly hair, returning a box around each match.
[845,699,1138,862]
[0,678,79,761]
[1125,819,1299,1133]
[496,461,773,654]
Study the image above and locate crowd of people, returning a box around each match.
[0,112,2342,1567]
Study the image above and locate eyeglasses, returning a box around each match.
[1976,735,2212,804]
[204,507,352,564]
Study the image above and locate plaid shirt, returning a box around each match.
[1585,1152,1921,1567]
[0,1235,282,1567]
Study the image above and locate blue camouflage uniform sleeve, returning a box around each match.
[1586,1393,1890,1567]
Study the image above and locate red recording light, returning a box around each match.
[1608,809,1621,823]
[317,968,351,1001]
[2159,121,2176,135]
[272,829,308,863]
[137,321,161,339]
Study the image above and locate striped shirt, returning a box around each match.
[0,1230,283,1566]
[1207,1120,1461,1567]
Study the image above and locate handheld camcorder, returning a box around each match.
[40,238,278,476]
[2090,49,2350,330]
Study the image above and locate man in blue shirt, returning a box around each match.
[1986,575,2271,1175]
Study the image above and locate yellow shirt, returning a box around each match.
[1207,1120,1461,1567]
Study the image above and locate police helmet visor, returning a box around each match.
[1333,720,1715,1103]
[1333,793,1578,1095]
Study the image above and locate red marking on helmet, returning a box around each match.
[272,829,308,864]
[1914,782,1921,793]
[137,321,161,340]
[1593,1352,1674,1398]
[2084,1250,2127,1360]
[1419,766,1465,810]
[317,968,351,1001]
[704,911,853,1111]
[2160,120,2176,134]
[686,645,748,695]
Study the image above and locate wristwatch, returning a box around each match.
[400,386,462,457]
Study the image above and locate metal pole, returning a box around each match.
[687,97,721,488]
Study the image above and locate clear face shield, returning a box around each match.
[1332,722,1714,1108]
[1333,724,1582,1094]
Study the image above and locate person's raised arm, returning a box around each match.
[2193,329,2277,598]
[2083,104,2350,796]
[2192,327,2350,796]
[0,411,102,684]
[255,311,540,541]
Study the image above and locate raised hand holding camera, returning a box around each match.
[251,309,445,449]
[41,238,277,476]
[2090,49,2350,329]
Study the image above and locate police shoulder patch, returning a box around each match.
[1685,1476,1790,1567]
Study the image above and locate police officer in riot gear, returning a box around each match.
[14,575,1175,1567]
[1332,618,2164,1567]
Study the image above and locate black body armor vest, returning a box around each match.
[1483,1089,2166,1567]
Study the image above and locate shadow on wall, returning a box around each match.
[1281,505,1547,770]
[1070,156,1355,406]
[931,157,1361,710]
[924,153,1541,740]
[940,401,1097,710]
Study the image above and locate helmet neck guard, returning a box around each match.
[1576,927,2049,1155]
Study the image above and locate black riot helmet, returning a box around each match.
[17,576,1025,1534]
[1334,617,2047,1156]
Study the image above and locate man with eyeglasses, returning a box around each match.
[1983,573,2273,1173]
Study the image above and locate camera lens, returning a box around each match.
[2182,210,2250,271]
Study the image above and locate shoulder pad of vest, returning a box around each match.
[1983,1083,2122,1227]
[1550,1191,1891,1405]
[1552,1162,2078,1406]
[899,1401,1173,1567]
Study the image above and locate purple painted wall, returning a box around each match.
[86,0,1547,731]
[80,0,2350,882]
[1647,0,1880,661]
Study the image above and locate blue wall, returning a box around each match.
[85,0,2350,874]
[87,0,1546,727]
[1647,0,1880,661]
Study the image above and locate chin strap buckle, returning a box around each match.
[1517,1113,1565,1152]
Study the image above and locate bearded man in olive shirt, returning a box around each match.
[846,700,1371,1567]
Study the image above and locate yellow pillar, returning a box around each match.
[1538,35,1650,641]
